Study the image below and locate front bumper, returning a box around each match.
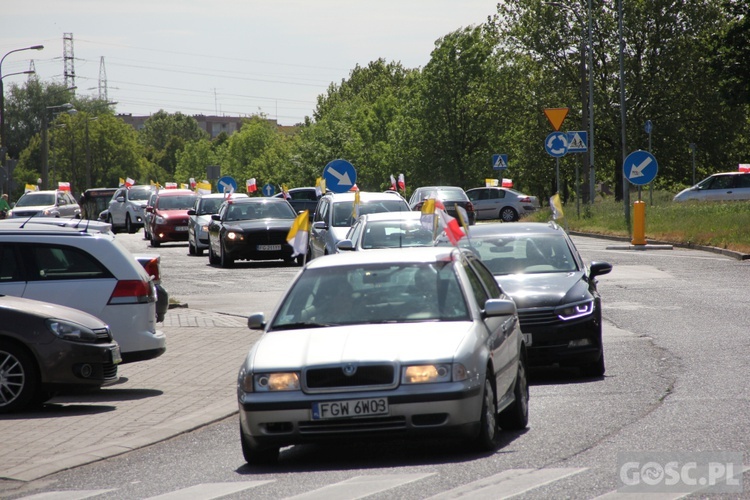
[521,314,602,367]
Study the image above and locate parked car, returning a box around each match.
[188,193,248,256]
[336,211,436,251]
[673,171,750,202]
[466,187,540,222]
[107,185,156,234]
[273,187,320,214]
[207,197,299,268]
[79,188,117,221]
[0,221,165,363]
[309,191,410,259]
[408,186,476,225]
[238,247,528,464]
[0,295,121,413]
[8,190,81,219]
[146,189,198,247]
[439,221,612,376]
[142,189,159,241]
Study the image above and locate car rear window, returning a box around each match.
[22,243,113,281]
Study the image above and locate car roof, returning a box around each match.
[199,193,249,199]
[466,221,564,237]
[324,191,407,202]
[0,219,113,235]
[226,196,290,204]
[305,246,462,269]
[156,189,195,196]
[360,211,423,222]
[19,190,63,195]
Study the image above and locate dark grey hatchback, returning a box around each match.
[440,221,612,376]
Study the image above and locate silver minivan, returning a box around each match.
[673,172,750,202]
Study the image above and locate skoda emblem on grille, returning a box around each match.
[342,363,357,377]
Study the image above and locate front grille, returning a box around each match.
[518,308,559,328]
[305,364,396,390]
[93,327,113,344]
[299,416,406,434]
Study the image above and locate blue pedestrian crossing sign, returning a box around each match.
[217,176,237,194]
[323,159,357,194]
[567,131,588,153]
[624,150,658,186]
[492,154,508,171]
[545,132,569,158]
[262,183,275,196]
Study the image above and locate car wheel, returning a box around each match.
[240,425,279,465]
[499,207,519,222]
[472,376,499,451]
[126,214,135,234]
[208,244,219,265]
[498,352,529,430]
[295,254,305,266]
[195,246,204,256]
[0,341,42,414]
[580,350,606,378]
[220,244,234,268]
[150,235,160,247]
[107,214,118,234]
[188,240,196,256]
[143,226,150,240]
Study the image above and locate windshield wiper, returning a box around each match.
[270,322,330,331]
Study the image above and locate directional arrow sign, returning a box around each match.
[323,159,357,194]
[262,183,275,196]
[624,150,658,186]
[217,176,237,194]
[545,132,569,158]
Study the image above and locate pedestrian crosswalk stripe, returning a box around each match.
[284,473,435,500]
[15,490,116,500]
[425,468,588,500]
[145,481,274,499]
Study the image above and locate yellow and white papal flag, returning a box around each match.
[550,193,565,220]
[287,210,310,258]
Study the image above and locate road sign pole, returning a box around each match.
[556,157,560,195]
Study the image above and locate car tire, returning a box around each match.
[195,246,204,256]
[580,350,606,378]
[126,214,135,234]
[498,352,529,431]
[107,214,118,234]
[240,426,279,465]
[499,207,519,222]
[472,376,500,452]
[220,244,234,268]
[0,341,43,414]
[208,245,219,265]
[188,240,196,256]
[150,236,160,248]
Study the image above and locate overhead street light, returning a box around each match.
[0,45,44,153]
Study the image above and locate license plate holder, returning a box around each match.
[312,397,388,420]
[175,226,188,232]
[257,244,282,251]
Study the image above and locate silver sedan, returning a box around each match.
[237,247,529,464]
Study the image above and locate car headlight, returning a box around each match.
[45,319,99,343]
[200,224,209,232]
[226,231,244,241]
[247,372,301,392]
[556,299,594,321]
[402,363,466,384]
[155,216,165,224]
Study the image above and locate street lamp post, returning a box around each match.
[0,45,44,152]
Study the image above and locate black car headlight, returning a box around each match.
[45,319,99,343]
[556,299,594,321]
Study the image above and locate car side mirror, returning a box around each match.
[211,214,221,221]
[247,313,266,330]
[336,239,354,251]
[187,209,196,216]
[590,261,613,278]
[116,196,125,203]
[483,298,517,317]
[313,220,327,230]
[146,206,153,213]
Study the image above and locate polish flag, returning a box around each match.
[247,178,257,193]
[398,173,405,192]
[189,177,196,189]
[390,174,397,191]
[125,177,135,188]
[58,181,71,191]
[437,209,466,246]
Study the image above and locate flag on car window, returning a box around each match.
[281,184,290,199]
[247,178,257,193]
[196,181,212,195]
[315,177,325,197]
[287,210,310,257]
[437,209,466,246]
[25,183,38,193]
[454,204,470,233]
[189,178,196,189]
[352,190,361,218]
[125,177,135,188]
[550,193,564,220]
[398,173,406,192]
[58,182,70,191]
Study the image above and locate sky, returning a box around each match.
[2,1,499,126]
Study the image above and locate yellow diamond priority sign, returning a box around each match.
[543,108,569,131]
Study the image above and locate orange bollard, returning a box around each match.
[632,200,646,245]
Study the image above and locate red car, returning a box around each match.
[146,189,198,247]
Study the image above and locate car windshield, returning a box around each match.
[270,262,469,328]
[198,198,225,215]
[420,187,467,201]
[226,202,296,221]
[15,193,55,207]
[332,200,408,227]
[362,220,435,249]
[462,234,578,275]
[157,195,197,210]
[129,188,153,201]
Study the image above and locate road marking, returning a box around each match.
[284,473,435,499]
[425,468,587,499]
[16,490,116,500]
[145,480,274,499]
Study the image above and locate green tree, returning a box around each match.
[137,110,207,179]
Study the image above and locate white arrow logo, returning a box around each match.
[629,157,652,178]
[219,180,232,193]
[328,167,352,186]
[547,134,568,155]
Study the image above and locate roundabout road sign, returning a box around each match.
[545,132,569,158]
[624,150,658,186]
[323,159,357,193]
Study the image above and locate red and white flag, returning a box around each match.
[398,173,405,192]
[125,177,135,188]
[165,182,177,189]
[390,174,397,191]
[437,209,466,246]
[247,178,257,193]
[57,181,70,191]
[189,177,196,189]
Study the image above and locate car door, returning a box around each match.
[108,188,126,225]
[467,188,494,220]
[0,243,28,296]
[207,202,227,255]
[309,198,330,259]
[703,175,734,201]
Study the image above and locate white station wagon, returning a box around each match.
[237,247,528,464]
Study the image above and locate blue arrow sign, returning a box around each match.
[262,183,275,197]
[545,132,569,158]
[492,154,508,171]
[217,176,237,194]
[323,159,357,194]
[567,131,588,153]
[624,150,658,186]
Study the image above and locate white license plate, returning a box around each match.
[257,244,281,251]
[111,346,122,365]
[175,226,189,232]
[312,398,388,420]
[523,333,532,347]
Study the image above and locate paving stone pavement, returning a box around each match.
[0,308,259,483]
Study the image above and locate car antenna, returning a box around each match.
[19,212,38,229]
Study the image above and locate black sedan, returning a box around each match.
[0,296,121,413]
[440,221,612,377]
[207,197,300,268]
